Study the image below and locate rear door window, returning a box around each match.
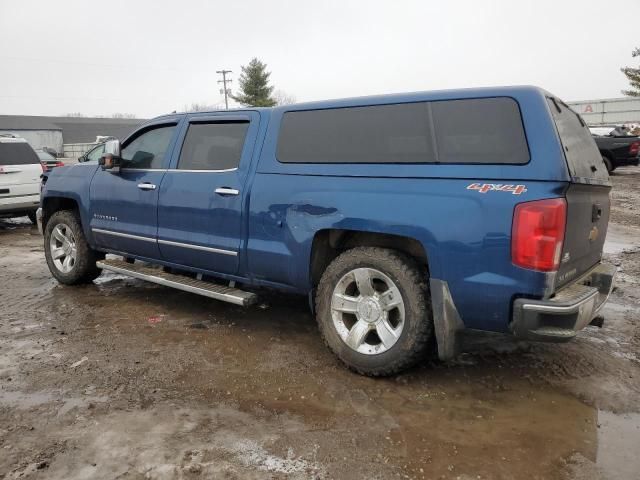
[276,97,529,165]
[178,122,249,170]
[546,98,608,181]
[0,142,40,165]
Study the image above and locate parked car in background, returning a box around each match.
[77,143,105,163]
[589,126,616,137]
[0,135,43,224]
[38,86,615,376]
[36,150,65,172]
[590,128,640,173]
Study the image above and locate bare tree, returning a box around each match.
[273,89,297,106]
[64,112,86,117]
[182,102,218,112]
[111,113,137,119]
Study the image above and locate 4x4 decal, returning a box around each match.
[467,183,528,195]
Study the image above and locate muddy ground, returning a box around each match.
[1,168,639,480]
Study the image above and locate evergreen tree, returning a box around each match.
[621,48,640,97]
[231,58,276,107]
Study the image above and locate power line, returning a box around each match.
[216,70,232,110]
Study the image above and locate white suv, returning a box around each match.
[0,135,42,224]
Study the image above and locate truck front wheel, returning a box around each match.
[44,210,102,285]
[316,247,433,376]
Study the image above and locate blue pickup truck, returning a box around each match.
[38,86,616,376]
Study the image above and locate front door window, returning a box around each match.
[121,125,176,169]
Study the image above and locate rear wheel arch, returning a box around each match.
[309,229,430,288]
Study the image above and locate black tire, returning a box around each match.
[602,156,614,174]
[27,210,37,225]
[44,210,103,285]
[315,247,433,376]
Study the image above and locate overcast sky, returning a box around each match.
[1,0,638,118]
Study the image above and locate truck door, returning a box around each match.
[157,112,260,275]
[89,122,180,259]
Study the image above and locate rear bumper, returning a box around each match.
[511,263,616,342]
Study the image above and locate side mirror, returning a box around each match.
[99,153,122,172]
[100,139,122,172]
[78,155,86,163]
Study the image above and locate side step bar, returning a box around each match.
[96,258,258,306]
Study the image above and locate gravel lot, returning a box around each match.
[1,168,639,480]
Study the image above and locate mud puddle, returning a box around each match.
[596,411,640,479]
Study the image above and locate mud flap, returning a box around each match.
[429,278,465,361]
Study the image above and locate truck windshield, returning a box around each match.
[547,98,609,183]
[0,142,40,166]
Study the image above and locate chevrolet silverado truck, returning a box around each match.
[591,132,640,173]
[37,86,616,376]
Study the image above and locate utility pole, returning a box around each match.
[216,70,232,110]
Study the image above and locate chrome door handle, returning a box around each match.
[215,187,239,196]
[137,183,156,190]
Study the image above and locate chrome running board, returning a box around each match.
[96,258,257,306]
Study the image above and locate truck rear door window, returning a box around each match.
[276,97,529,164]
[546,98,609,181]
[178,122,249,171]
[0,142,40,165]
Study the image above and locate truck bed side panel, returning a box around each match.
[247,174,566,333]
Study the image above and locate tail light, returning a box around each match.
[55,161,65,168]
[630,142,639,156]
[512,198,567,272]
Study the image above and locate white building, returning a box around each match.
[0,117,63,153]
[0,116,144,156]
[567,97,640,126]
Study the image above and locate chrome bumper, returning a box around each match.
[511,263,616,342]
[36,207,43,234]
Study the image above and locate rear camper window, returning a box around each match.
[276,97,529,165]
[546,98,609,182]
[0,141,40,166]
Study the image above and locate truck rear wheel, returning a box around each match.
[44,210,102,285]
[602,156,614,174]
[315,247,433,376]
